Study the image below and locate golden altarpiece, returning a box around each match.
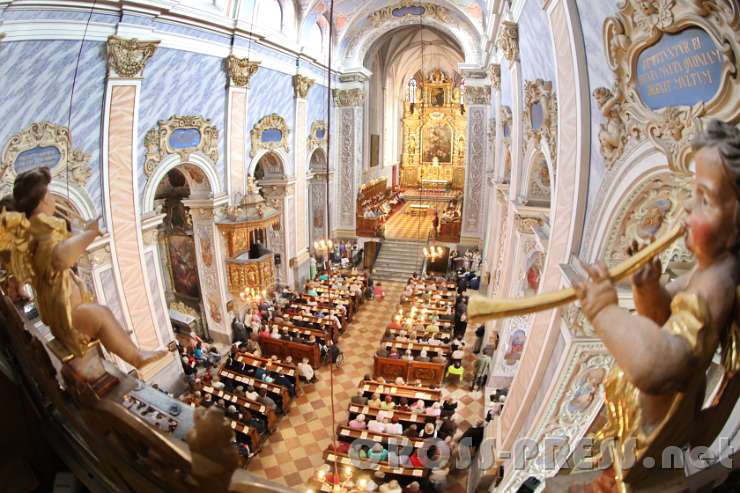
[400,69,467,190]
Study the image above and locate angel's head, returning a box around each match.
[13,167,54,218]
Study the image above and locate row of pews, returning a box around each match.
[311,276,461,492]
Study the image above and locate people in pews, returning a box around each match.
[410,399,426,413]
[297,357,316,383]
[380,395,396,410]
[385,415,403,435]
[257,389,277,412]
[367,443,388,462]
[351,389,368,406]
[349,413,367,430]
[367,416,385,434]
[368,393,383,408]
[402,349,414,361]
[417,350,430,362]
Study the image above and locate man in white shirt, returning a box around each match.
[367,418,385,434]
[298,357,316,383]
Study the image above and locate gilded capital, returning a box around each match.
[333,88,365,107]
[489,64,501,90]
[465,85,491,106]
[226,55,260,88]
[497,21,519,62]
[293,75,314,99]
[106,35,159,79]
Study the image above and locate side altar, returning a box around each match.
[400,69,467,191]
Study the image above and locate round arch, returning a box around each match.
[307,146,327,173]
[142,153,221,214]
[247,148,289,181]
[520,147,552,205]
[48,182,97,221]
[583,142,673,262]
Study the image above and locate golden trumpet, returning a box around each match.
[467,222,687,324]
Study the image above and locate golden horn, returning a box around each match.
[467,222,687,324]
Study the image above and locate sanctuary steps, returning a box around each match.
[372,239,424,282]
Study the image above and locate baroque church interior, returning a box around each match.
[0,0,740,492]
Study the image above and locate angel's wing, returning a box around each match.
[0,210,34,284]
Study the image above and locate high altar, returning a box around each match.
[400,69,467,191]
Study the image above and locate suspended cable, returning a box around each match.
[66,0,99,202]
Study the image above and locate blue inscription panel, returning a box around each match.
[261,128,283,143]
[168,128,201,149]
[392,6,425,17]
[503,123,511,138]
[14,145,62,174]
[530,102,544,130]
[315,127,326,139]
[636,27,723,110]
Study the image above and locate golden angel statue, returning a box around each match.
[468,120,740,491]
[0,167,166,368]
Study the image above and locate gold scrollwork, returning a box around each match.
[523,79,558,168]
[292,75,314,99]
[106,35,159,79]
[489,64,501,91]
[332,88,365,107]
[226,55,260,88]
[308,120,327,150]
[0,122,91,193]
[144,115,219,177]
[465,86,491,105]
[595,0,740,174]
[250,113,290,158]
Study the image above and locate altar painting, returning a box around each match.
[168,234,201,299]
[422,124,452,164]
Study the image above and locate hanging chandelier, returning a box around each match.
[239,287,266,304]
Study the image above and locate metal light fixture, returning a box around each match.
[239,287,266,303]
[423,245,443,260]
[314,238,334,252]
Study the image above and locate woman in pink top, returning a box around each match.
[349,413,367,430]
[373,282,385,301]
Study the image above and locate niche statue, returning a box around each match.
[0,167,167,368]
[574,120,740,489]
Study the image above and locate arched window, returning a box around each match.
[306,21,323,56]
[408,79,417,103]
[257,0,282,32]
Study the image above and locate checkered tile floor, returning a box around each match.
[385,203,441,241]
[247,282,484,492]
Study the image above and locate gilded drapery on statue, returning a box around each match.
[401,69,467,190]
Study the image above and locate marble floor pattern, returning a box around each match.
[247,281,485,492]
[384,203,439,241]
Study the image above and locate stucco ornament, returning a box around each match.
[143,115,219,177]
[0,122,91,194]
[250,114,290,158]
[106,35,159,79]
[489,63,501,90]
[332,88,365,107]
[292,75,314,99]
[523,79,558,169]
[595,0,740,173]
[368,1,450,28]
[497,21,519,62]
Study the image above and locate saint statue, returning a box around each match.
[0,168,167,368]
[573,120,740,489]
[407,135,416,155]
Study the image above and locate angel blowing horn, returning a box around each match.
[468,120,740,491]
[0,167,167,368]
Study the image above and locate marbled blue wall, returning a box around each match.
[519,0,557,86]
[575,0,617,226]
[246,67,295,173]
[500,57,513,107]
[307,83,329,132]
[0,40,107,220]
[138,48,228,195]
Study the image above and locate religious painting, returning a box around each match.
[208,296,222,324]
[200,235,213,267]
[430,87,445,107]
[524,251,544,295]
[504,329,526,365]
[168,234,200,299]
[566,368,607,414]
[422,124,452,164]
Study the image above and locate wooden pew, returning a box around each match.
[322,450,427,479]
[201,385,278,431]
[218,369,291,412]
[229,420,262,452]
[382,340,450,357]
[347,404,427,429]
[258,335,321,369]
[236,352,300,389]
[373,356,446,386]
[269,322,327,344]
[360,380,441,406]
[337,425,426,450]
[384,328,451,343]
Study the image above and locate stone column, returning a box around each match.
[292,75,314,283]
[461,83,491,245]
[182,196,232,344]
[225,55,260,199]
[332,88,365,237]
[141,213,176,348]
[309,172,330,247]
[262,181,296,288]
[103,35,165,351]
